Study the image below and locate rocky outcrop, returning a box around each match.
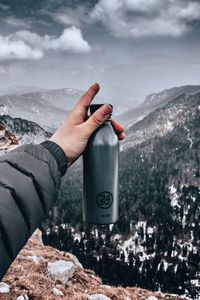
[0,115,51,144]
[0,232,188,300]
[0,122,19,154]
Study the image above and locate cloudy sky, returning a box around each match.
[0,0,200,105]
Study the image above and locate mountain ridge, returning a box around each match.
[0,85,199,299]
[122,91,200,151]
[118,85,200,129]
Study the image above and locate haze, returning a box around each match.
[0,0,200,106]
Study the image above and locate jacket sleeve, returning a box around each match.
[0,141,67,280]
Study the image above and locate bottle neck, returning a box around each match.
[106,115,112,121]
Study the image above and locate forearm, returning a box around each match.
[0,141,67,280]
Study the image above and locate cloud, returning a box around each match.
[90,0,200,38]
[0,36,43,61]
[50,7,87,26]
[0,26,91,61]
[3,16,31,29]
[0,4,9,11]
[16,26,91,53]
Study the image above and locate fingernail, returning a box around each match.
[91,82,100,93]
[101,104,112,116]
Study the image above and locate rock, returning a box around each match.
[2,237,188,300]
[0,282,10,293]
[101,285,112,289]
[147,297,158,300]
[0,130,5,139]
[16,295,29,300]
[124,297,131,300]
[30,229,43,244]
[48,260,75,285]
[64,252,83,269]
[27,254,38,263]
[88,294,112,300]
[52,287,64,296]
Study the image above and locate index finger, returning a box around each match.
[75,83,100,109]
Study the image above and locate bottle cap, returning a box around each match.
[89,104,113,115]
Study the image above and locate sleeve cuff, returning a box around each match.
[40,140,68,176]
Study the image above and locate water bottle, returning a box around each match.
[82,104,119,224]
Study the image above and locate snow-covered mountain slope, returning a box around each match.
[44,87,200,299]
[0,85,49,96]
[118,85,200,129]
[0,119,187,300]
[122,92,200,151]
[0,86,129,133]
[0,115,51,145]
[0,90,71,133]
[143,85,200,107]
[0,121,19,155]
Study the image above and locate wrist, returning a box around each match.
[49,136,74,168]
[40,140,68,176]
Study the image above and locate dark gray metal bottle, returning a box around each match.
[82,104,119,224]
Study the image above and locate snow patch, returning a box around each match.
[52,287,64,296]
[27,254,38,263]
[0,282,10,293]
[169,185,180,208]
[147,296,158,300]
[88,294,112,300]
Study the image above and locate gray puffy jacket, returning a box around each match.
[0,140,68,280]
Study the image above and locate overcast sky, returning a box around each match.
[0,0,200,105]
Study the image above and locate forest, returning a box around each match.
[41,97,200,299]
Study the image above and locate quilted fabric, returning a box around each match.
[0,143,63,280]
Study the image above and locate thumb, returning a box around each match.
[83,104,112,135]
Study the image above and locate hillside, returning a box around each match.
[0,86,128,133]
[0,90,69,133]
[0,121,19,154]
[0,87,199,299]
[0,85,48,96]
[118,85,200,129]
[123,91,200,151]
[0,232,187,300]
[0,120,188,300]
[0,115,51,144]
[42,92,200,299]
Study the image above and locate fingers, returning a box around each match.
[75,83,100,109]
[111,118,124,135]
[118,132,126,140]
[111,119,125,140]
[82,104,112,135]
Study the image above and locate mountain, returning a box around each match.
[0,120,20,155]
[0,86,130,133]
[0,85,49,96]
[0,231,186,300]
[42,91,200,299]
[0,115,51,144]
[0,89,75,133]
[118,85,200,129]
[0,124,186,300]
[0,87,199,299]
[143,85,200,107]
[122,91,200,151]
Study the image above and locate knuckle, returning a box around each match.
[91,113,102,125]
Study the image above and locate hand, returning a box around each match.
[49,83,125,167]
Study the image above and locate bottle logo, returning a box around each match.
[97,191,113,209]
